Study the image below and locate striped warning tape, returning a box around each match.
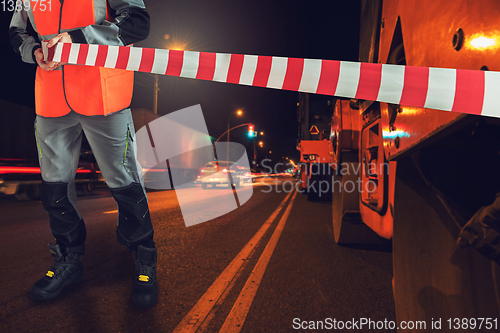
[42,41,500,119]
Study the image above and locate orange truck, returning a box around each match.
[296,93,336,201]
[298,0,500,329]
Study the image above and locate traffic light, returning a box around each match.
[248,124,257,137]
[259,141,263,147]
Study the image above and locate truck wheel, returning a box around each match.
[300,181,308,194]
[307,173,319,201]
[307,163,332,201]
[202,183,208,189]
[332,153,363,243]
[82,182,94,195]
[392,157,500,325]
[332,152,382,244]
[300,166,308,195]
[15,184,41,201]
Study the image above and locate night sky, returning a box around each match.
[1,0,360,163]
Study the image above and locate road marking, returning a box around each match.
[172,190,294,333]
[219,190,298,332]
[103,210,118,214]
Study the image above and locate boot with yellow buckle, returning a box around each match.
[30,243,84,300]
[132,244,158,307]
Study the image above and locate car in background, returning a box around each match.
[250,168,268,182]
[239,166,253,183]
[0,151,104,201]
[199,161,243,189]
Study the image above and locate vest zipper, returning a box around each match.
[58,0,75,113]
[58,0,63,32]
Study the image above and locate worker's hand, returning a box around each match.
[37,32,72,71]
[34,48,63,71]
[47,32,72,48]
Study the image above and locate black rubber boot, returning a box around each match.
[30,243,84,300]
[132,244,158,307]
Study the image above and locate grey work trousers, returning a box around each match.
[35,109,154,253]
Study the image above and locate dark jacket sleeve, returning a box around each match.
[9,8,40,64]
[68,0,150,46]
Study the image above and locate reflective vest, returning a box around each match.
[28,0,134,117]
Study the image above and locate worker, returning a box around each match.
[9,0,158,307]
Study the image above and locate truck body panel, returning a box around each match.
[324,0,500,328]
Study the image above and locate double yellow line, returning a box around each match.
[173,188,298,333]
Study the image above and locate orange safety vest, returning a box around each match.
[29,0,134,117]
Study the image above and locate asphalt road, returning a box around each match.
[0,177,395,332]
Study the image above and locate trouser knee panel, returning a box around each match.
[41,181,86,253]
[110,182,154,250]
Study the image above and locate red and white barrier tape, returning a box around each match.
[42,42,500,119]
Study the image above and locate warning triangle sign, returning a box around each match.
[310,125,320,135]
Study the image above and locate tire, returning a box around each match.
[201,183,208,189]
[300,181,308,194]
[307,163,332,202]
[82,182,94,195]
[15,184,41,201]
[307,173,319,201]
[332,152,382,244]
[332,153,362,243]
[392,157,500,325]
[300,167,308,194]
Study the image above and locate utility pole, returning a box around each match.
[253,139,256,164]
[153,74,159,114]
[225,110,243,162]
[227,118,230,162]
